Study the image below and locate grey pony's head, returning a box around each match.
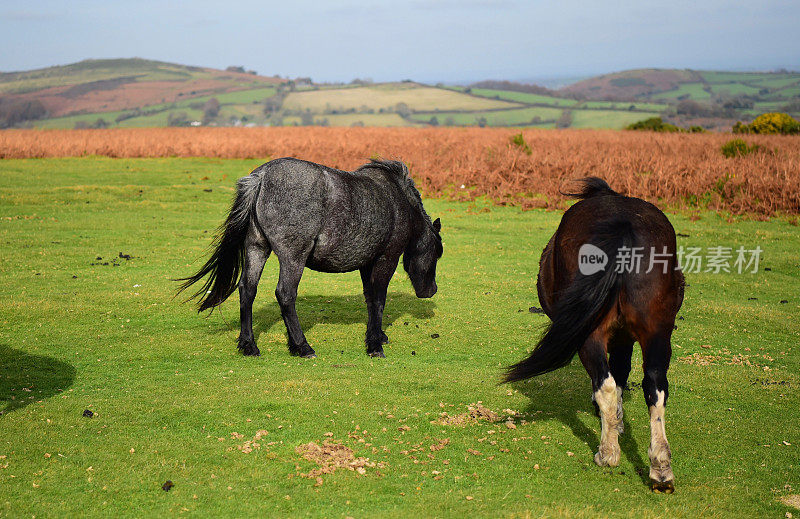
[359,159,443,298]
[404,217,442,298]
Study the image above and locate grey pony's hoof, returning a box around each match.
[289,343,316,358]
[238,340,260,356]
[368,350,386,358]
[650,479,675,494]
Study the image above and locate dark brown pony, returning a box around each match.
[505,178,684,493]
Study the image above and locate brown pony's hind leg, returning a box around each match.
[640,327,675,493]
[607,328,635,434]
[578,325,621,468]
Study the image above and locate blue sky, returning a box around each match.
[1,0,798,83]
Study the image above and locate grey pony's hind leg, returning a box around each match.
[275,256,316,358]
[238,234,270,356]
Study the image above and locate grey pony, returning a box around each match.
[178,158,442,358]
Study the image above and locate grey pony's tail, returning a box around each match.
[176,172,263,311]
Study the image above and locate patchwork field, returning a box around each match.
[4,61,800,131]
[0,157,798,517]
[282,84,521,113]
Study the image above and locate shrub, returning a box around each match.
[721,138,762,158]
[0,98,47,128]
[733,113,800,135]
[167,111,190,127]
[626,117,682,133]
[555,110,572,129]
[509,132,532,155]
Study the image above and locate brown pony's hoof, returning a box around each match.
[650,479,674,494]
[368,350,386,358]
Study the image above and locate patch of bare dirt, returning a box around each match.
[437,402,501,426]
[228,429,273,454]
[781,494,800,509]
[296,440,378,486]
[679,347,776,370]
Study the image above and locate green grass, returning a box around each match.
[31,110,133,129]
[708,83,764,96]
[206,87,277,105]
[699,71,781,84]
[750,77,800,90]
[467,88,578,107]
[765,86,800,100]
[1,158,799,517]
[580,101,668,112]
[315,113,416,127]
[570,110,660,129]
[116,108,205,127]
[282,85,520,113]
[653,83,712,101]
[410,107,562,127]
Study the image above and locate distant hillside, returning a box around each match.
[0,58,283,126]
[2,59,798,131]
[557,68,800,129]
[560,69,701,100]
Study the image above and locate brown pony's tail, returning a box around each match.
[561,177,620,200]
[176,172,263,312]
[504,218,633,383]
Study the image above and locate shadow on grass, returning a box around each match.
[0,344,76,418]
[209,291,436,341]
[512,367,650,487]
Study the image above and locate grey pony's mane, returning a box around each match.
[356,159,434,227]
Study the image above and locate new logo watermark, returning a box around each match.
[577,245,763,275]
[578,244,608,275]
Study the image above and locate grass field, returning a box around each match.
[409,107,563,127]
[570,110,661,129]
[282,84,520,113]
[0,157,798,517]
[314,113,415,127]
[708,83,764,96]
[580,101,668,112]
[653,83,712,101]
[467,88,578,107]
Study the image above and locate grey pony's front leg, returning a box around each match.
[275,259,316,358]
[360,257,398,358]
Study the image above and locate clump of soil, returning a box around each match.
[296,440,376,486]
[231,430,269,454]
[781,494,800,509]
[437,402,501,426]
[90,252,135,267]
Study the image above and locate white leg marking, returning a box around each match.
[593,375,621,467]
[648,390,674,485]
[616,385,624,434]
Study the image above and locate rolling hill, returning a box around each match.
[1,59,798,131]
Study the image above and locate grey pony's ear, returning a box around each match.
[433,218,441,232]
